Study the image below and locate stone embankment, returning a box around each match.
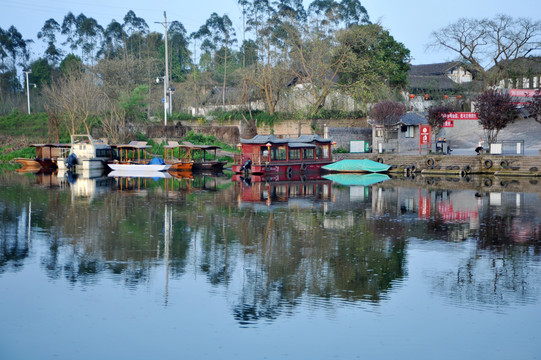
[338,153,541,177]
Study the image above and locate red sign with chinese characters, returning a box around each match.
[419,125,431,145]
[442,112,479,120]
[443,120,454,127]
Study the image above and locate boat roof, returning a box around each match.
[289,142,316,148]
[113,141,151,149]
[240,134,332,145]
[30,143,71,148]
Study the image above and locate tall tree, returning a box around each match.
[0,25,30,93]
[99,20,125,60]
[429,15,541,86]
[475,89,518,145]
[122,10,149,57]
[168,21,190,82]
[197,13,237,106]
[37,19,63,65]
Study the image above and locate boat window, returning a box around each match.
[271,146,287,161]
[289,149,301,160]
[260,146,269,158]
[303,148,315,160]
[316,145,329,159]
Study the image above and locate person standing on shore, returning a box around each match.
[475,138,484,155]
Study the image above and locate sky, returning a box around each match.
[1,0,540,66]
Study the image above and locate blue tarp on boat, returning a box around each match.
[322,159,390,173]
[322,173,390,186]
[149,157,166,165]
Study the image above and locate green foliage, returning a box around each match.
[59,54,83,74]
[183,130,236,153]
[309,109,366,119]
[0,110,50,137]
[0,146,34,161]
[119,85,149,122]
[184,130,219,145]
[170,112,196,120]
[333,147,349,154]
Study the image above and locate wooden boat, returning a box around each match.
[57,134,114,172]
[108,141,170,172]
[232,134,334,177]
[14,143,71,170]
[182,141,227,172]
[321,159,390,173]
[163,141,194,171]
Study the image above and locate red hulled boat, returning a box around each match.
[233,135,334,177]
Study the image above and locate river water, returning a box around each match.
[1,169,540,360]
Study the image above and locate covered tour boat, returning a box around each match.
[163,141,194,172]
[233,135,334,176]
[14,143,71,171]
[108,141,170,172]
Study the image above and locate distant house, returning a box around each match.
[371,112,427,153]
[488,57,541,90]
[407,61,474,94]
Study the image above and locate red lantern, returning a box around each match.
[409,94,415,100]
[424,94,429,100]
[444,94,448,99]
[456,95,462,99]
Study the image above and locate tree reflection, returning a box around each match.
[2,171,541,325]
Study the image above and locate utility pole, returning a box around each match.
[156,12,170,126]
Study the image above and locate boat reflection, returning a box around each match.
[323,173,390,186]
[233,173,332,208]
[57,169,113,201]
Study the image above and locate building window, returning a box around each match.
[376,129,383,137]
[405,126,415,138]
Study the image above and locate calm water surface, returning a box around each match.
[1,170,540,360]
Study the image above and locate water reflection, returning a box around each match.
[1,171,541,328]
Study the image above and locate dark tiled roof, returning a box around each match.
[240,134,332,144]
[409,62,461,76]
[400,112,427,126]
[487,57,541,74]
[407,75,459,91]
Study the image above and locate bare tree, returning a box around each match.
[42,69,106,136]
[475,89,518,145]
[429,15,541,86]
[370,101,405,150]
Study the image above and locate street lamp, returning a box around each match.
[23,69,33,114]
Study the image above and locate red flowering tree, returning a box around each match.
[427,104,454,140]
[475,89,518,145]
[525,89,541,125]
